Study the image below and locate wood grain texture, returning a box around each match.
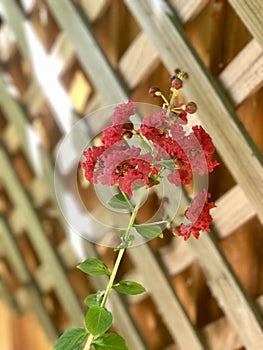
[228,0,263,48]
[219,39,263,105]
[169,0,209,22]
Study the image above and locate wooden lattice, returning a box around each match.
[0,1,262,349]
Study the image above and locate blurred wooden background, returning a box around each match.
[0,0,262,349]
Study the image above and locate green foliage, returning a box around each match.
[134,223,163,238]
[84,291,104,308]
[112,280,146,295]
[85,306,112,338]
[77,258,111,276]
[54,328,88,350]
[92,333,129,350]
[107,193,131,210]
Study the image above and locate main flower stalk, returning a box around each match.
[84,195,141,350]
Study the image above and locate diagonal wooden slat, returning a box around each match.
[46,0,129,104]
[0,144,84,327]
[0,73,57,203]
[78,0,110,21]
[219,39,263,105]
[169,0,209,22]
[188,233,263,349]
[128,244,207,350]
[0,218,58,340]
[125,0,263,225]
[0,278,19,313]
[0,219,29,285]
[1,0,78,133]
[119,32,159,89]
[228,0,263,49]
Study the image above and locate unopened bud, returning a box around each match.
[186,102,197,114]
[149,87,160,97]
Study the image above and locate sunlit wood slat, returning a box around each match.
[228,0,263,49]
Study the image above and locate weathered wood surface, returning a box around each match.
[219,39,263,105]
[228,0,263,48]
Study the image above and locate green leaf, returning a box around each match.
[85,291,104,308]
[134,223,163,238]
[85,306,112,338]
[112,280,146,295]
[77,258,111,276]
[157,159,176,169]
[93,333,129,350]
[54,328,88,350]
[107,193,131,210]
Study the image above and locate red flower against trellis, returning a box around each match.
[175,189,216,240]
[81,71,219,241]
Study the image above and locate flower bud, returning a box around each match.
[186,102,197,114]
[171,77,183,89]
[149,87,160,97]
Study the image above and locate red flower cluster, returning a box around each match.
[174,189,216,240]
[81,101,160,196]
[137,110,218,185]
[81,77,218,240]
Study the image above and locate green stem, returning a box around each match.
[84,334,94,350]
[136,220,169,226]
[121,191,134,212]
[83,194,140,350]
[100,248,125,307]
[167,87,178,115]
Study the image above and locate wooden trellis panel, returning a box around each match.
[0,0,262,349]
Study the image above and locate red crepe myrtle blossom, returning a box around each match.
[82,143,158,196]
[102,123,134,147]
[81,145,106,183]
[111,100,136,125]
[173,189,216,240]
